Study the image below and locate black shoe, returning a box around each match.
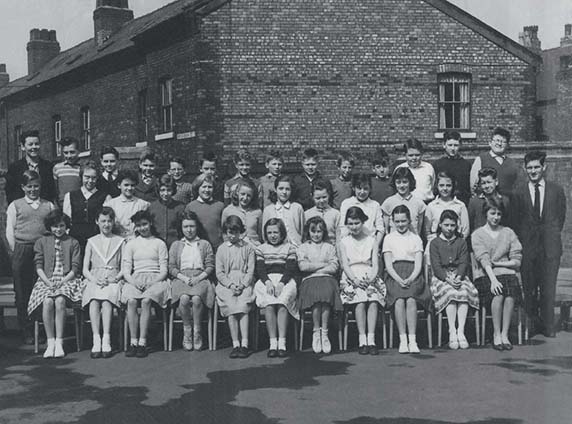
[90,351,102,359]
[277,349,288,358]
[358,345,369,355]
[238,347,250,358]
[125,344,137,357]
[492,343,505,351]
[502,342,513,351]
[136,345,148,358]
[368,345,379,355]
[101,350,113,359]
[267,349,278,358]
[229,347,240,359]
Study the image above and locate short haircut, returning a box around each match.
[265,150,283,164]
[80,160,100,178]
[301,148,319,161]
[482,195,505,216]
[130,209,154,224]
[443,131,461,142]
[477,167,498,181]
[139,150,157,164]
[178,210,208,240]
[20,130,40,146]
[351,173,372,189]
[344,206,369,224]
[371,148,390,167]
[403,138,424,153]
[192,173,215,198]
[99,145,119,159]
[264,218,288,244]
[156,174,177,196]
[169,156,186,168]
[492,127,511,143]
[390,167,416,192]
[222,215,245,233]
[524,150,546,166]
[200,151,218,166]
[434,170,457,195]
[231,179,258,208]
[336,152,355,167]
[269,175,294,203]
[303,216,329,243]
[437,209,461,237]
[233,149,253,164]
[311,179,331,196]
[20,169,41,186]
[97,206,116,221]
[44,209,70,230]
[115,170,139,185]
[391,204,411,221]
[59,137,79,149]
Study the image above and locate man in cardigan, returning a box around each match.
[6,130,56,204]
[513,151,566,337]
[469,127,519,197]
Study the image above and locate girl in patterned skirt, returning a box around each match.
[254,218,300,358]
[28,210,84,358]
[82,207,125,358]
[121,210,170,358]
[429,210,479,350]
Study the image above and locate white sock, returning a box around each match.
[269,338,278,350]
[313,326,320,333]
[241,338,249,348]
[399,334,408,345]
[130,338,138,346]
[92,334,102,350]
[102,333,110,345]
[278,337,286,350]
[47,338,55,347]
[55,338,63,345]
[408,334,417,344]
[367,333,375,345]
[321,327,328,335]
[138,338,147,347]
[233,340,240,348]
[183,325,192,335]
[359,334,367,346]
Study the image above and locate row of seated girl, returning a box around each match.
[31,188,521,360]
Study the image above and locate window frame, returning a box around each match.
[53,115,62,156]
[438,72,472,131]
[81,106,91,151]
[14,125,23,160]
[160,78,173,134]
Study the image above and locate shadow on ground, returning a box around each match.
[334,418,523,424]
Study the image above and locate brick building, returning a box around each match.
[0,0,540,176]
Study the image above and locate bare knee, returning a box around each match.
[55,296,66,310]
[179,295,190,306]
[191,296,202,307]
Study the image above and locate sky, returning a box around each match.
[0,0,571,79]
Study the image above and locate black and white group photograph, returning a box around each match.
[0,0,571,423]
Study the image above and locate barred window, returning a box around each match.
[160,78,173,133]
[53,115,62,156]
[438,73,471,130]
[81,107,91,150]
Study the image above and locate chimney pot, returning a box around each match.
[0,64,9,88]
[27,29,60,75]
[93,0,133,47]
[562,24,572,47]
[519,25,541,53]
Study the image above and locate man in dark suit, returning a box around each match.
[513,151,566,337]
[5,130,56,204]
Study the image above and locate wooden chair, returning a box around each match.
[0,278,16,333]
[168,301,214,351]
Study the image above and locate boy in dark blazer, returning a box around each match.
[513,151,566,337]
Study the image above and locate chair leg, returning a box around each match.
[481,306,486,346]
[299,311,305,351]
[118,308,124,351]
[437,312,442,347]
[123,311,129,351]
[254,308,260,352]
[381,310,387,350]
[475,309,480,346]
[213,303,218,350]
[337,313,343,352]
[517,307,523,345]
[168,308,174,352]
[292,318,299,351]
[74,309,82,352]
[427,312,433,349]
[343,308,349,351]
[389,312,394,348]
[208,307,213,351]
[34,320,39,354]
[162,309,168,351]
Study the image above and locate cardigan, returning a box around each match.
[34,235,81,278]
[429,236,469,281]
[215,240,256,288]
[471,226,522,280]
[168,238,215,278]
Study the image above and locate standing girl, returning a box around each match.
[339,207,385,355]
[472,196,522,350]
[253,218,300,357]
[148,174,185,247]
[381,167,426,235]
[215,215,256,359]
[121,210,170,358]
[424,171,469,242]
[383,205,432,353]
[5,170,55,343]
[221,180,263,246]
[429,210,479,350]
[104,170,150,239]
[169,211,215,351]
[304,180,340,244]
[27,210,83,358]
[262,175,304,247]
[82,207,125,358]
[297,216,341,354]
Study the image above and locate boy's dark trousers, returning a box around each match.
[11,242,37,333]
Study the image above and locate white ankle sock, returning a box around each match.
[359,334,367,346]
[321,328,328,335]
[367,333,375,345]
[92,334,101,350]
[138,338,147,347]
[241,338,248,348]
[399,334,408,344]
[278,337,286,350]
[408,334,417,344]
[269,338,278,350]
[232,340,240,348]
[130,338,138,346]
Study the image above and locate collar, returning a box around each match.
[25,157,39,169]
[305,172,319,182]
[489,151,506,160]
[439,233,457,243]
[63,160,79,167]
[103,171,118,179]
[434,197,460,205]
[81,186,97,197]
[316,205,331,213]
[275,201,291,210]
[265,173,277,179]
[397,193,413,201]
[119,195,136,203]
[24,196,40,205]
[141,175,153,185]
[226,239,244,247]
[182,237,200,246]
[339,175,351,182]
[197,197,213,204]
[529,179,545,189]
[444,154,462,160]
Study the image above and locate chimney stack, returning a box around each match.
[0,64,9,88]
[94,0,134,47]
[519,25,541,53]
[27,29,60,75]
[561,24,572,47]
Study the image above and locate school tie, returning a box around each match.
[533,183,541,218]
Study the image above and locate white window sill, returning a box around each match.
[135,141,148,147]
[154,132,174,141]
[79,150,91,158]
[434,132,476,140]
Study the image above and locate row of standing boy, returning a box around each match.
[3,128,563,359]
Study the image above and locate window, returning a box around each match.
[53,115,62,156]
[138,89,148,141]
[14,125,23,160]
[438,73,471,130]
[81,107,91,150]
[160,78,173,133]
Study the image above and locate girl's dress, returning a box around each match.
[297,241,342,311]
[215,240,256,316]
[27,235,84,315]
[382,230,432,311]
[81,234,125,307]
[429,235,479,314]
[424,197,470,241]
[169,238,215,308]
[221,204,263,245]
[262,201,304,246]
[339,234,386,305]
[471,226,523,306]
[120,236,171,307]
[104,195,150,239]
[253,243,300,319]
